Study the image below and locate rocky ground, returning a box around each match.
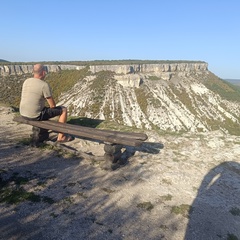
[0,106,240,240]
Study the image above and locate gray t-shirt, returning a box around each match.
[20,77,52,118]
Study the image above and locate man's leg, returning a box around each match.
[41,106,73,142]
[57,107,67,141]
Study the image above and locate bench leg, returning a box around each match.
[31,126,49,147]
[102,144,123,170]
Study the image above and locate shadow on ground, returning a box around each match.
[0,137,169,240]
[185,161,240,239]
[67,117,104,128]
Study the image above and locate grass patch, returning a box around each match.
[101,188,116,194]
[202,72,240,102]
[160,194,173,201]
[171,204,193,218]
[17,138,32,146]
[42,196,55,204]
[162,178,172,185]
[50,212,59,218]
[137,201,154,211]
[77,192,88,199]
[62,196,74,204]
[46,68,90,102]
[0,173,55,205]
[36,181,47,187]
[230,207,240,216]
[0,188,41,204]
[134,87,149,115]
[227,233,239,240]
[148,75,161,80]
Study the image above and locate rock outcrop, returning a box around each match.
[0,64,80,76]
[56,67,240,134]
[0,62,208,76]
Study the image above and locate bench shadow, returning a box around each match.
[67,117,104,128]
[51,137,164,171]
[50,117,163,169]
[58,117,164,169]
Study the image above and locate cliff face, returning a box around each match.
[53,63,239,135]
[0,62,208,76]
[0,64,79,76]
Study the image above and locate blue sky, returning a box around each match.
[1,0,239,79]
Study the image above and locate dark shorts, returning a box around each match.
[38,106,63,120]
[22,106,63,121]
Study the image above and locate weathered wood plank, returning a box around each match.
[47,119,147,140]
[13,116,147,140]
[13,116,146,147]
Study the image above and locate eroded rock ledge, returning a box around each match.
[0,62,208,76]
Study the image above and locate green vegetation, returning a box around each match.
[160,194,173,201]
[76,70,122,119]
[227,233,239,240]
[170,84,198,116]
[135,87,150,115]
[202,72,240,102]
[221,119,240,136]
[162,178,172,185]
[148,75,161,80]
[0,187,41,204]
[88,71,115,116]
[46,67,90,102]
[171,204,193,218]
[0,172,55,204]
[225,79,240,88]
[17,137,32,146]
[0,59,9,62]
[89,70,115,91]
[137,201,154,211]
[101,188,116,194]
[230,207,240,216]
[0,67,90,109]
[165,76,240,135]
[0,59,206,66]
[0,74,31,108]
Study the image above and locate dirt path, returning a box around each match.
[0,107,240,240]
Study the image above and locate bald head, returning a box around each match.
[33,64,44,74]
[33,64,46,79]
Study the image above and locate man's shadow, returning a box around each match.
[185,161,240,240]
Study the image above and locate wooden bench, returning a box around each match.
[13,116,148,169]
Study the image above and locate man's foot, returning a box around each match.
[57,135,75,142]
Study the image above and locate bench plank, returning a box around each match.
[13,116,147,147]
[37,117,147,140]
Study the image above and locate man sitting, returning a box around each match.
[20,63,73,142]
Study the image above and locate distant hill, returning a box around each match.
[0,59,9,62]
[225,79,240,86]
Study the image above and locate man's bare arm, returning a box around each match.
[46,97,56,108]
